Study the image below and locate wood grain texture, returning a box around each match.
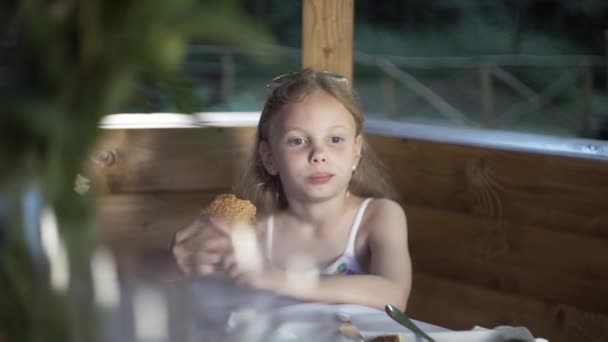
[84,127,255,193]
[87,128,608,238]
[405,204,608,314]
[366,135,608,237]
[94,190,608,312]
[95,191,223,242]
[302,0,354,80]
[408,273,608,342]
[88,127,608,340]
[95,191,225,281]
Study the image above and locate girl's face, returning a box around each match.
[260,89,362,203]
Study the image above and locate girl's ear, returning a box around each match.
[259,140,279,176]
[353,135,363,167]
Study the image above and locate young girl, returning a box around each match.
[173,69,412,311]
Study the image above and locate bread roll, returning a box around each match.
[201,194,262,273]
[200,193,256,225]
[370,335,403,342]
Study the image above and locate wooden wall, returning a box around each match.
[85,126,608,342]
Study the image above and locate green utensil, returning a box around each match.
[385,304,436,342]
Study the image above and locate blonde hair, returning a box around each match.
[235,68,396,215]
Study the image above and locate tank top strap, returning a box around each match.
[266,215,274,260]
[344,198,373,256]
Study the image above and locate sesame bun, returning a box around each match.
[370,335,403,342]
[200,193,256,225]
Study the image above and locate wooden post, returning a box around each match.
[480,64,494,128]
[302,0,354,81]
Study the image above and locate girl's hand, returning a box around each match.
[223,255,319,301]
[171,216,231,276]
[235,269,286,293]
[223,254,286,293]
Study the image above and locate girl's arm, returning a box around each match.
[237,199,413,311]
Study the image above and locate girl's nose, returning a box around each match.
[312,155,326,163]
[310,148,327,163]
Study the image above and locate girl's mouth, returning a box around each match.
[308,172,334,184]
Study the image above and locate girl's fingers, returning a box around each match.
[180,234,230,254]
[226,259,244,279]
[194,264,215,276]
[192,251,223,265]
[208,216,231,236]
[174,215,229,248]
[182,263,214,276]
[173,234,227,265]
[175,251,224,275]
[232,271,251,286]
[203,236,232,252]
[222,253,236,270]
[173,217,206,244]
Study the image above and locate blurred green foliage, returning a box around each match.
[0,0,272,341]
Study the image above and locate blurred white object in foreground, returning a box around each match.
[133,286,168,341]
[231,224,263,273]
[91,246,121,309]
[40,206,70,293]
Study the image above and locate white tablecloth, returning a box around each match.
[102,276,537,342]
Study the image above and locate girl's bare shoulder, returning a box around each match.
[363,198,408,235]
[366,198,406,219]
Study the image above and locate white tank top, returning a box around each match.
[265,198,373,275]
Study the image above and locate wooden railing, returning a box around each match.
[185,44,606,135]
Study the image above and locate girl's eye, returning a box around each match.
[330,136,344,144]
[288,137,307,146]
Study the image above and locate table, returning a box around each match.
[98,275,444,342]
[100,276,535,342]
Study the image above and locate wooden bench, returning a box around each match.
[87,114,608,342]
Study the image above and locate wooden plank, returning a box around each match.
[94,191,608,313]
[94,191,225,281]
[302,0,354,80]
[102,239,181,282]
[86,128,608,236]
[367,135,608,237]
[408,273,608,342]
[94,192,608,340]
[416,274,608,341]
[405,204,608,313]
[95,191,223,243]
[84,127,256,193]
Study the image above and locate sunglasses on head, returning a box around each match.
[266,70,349,91]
